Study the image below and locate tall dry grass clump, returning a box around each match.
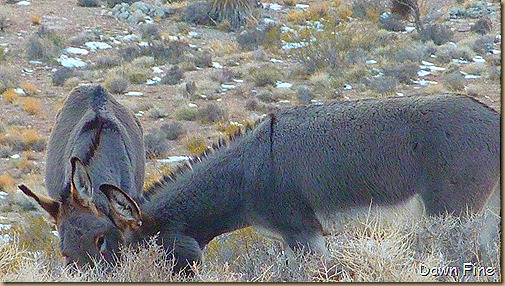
[1,203,500,282]
[209,0,256,29]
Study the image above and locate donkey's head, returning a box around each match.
[18,157,140,268]
[98,184,203,274]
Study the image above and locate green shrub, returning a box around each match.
[147,106,167,119]
[199,103,228,123]
[175,107,200,121]
[160,122,186,140]
[248,65,281,87]
[104,76,129,94]
[444,71,465,91]
[25,26,64,61]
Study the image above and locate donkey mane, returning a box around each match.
[143,119,260,200]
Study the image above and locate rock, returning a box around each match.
[57,55,87,68]
[129,9,146,24]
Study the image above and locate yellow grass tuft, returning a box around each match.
[20,82,38,95]
[20,97,42,115]
[0,173,16,192]
[184,136,207,155]
[30,14,42,25]
[2,88,20,104]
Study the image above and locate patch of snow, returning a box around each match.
[417,70,431,77]
[22,68,34,73]
[489,49,501,55]
[188,44,198,49]
[188,31,199,38]
[221,84,235,90]
[270,58,283,63]
[0,234,11,243]
[57,55,87,68]
[216,98,222,102]
[16,1,30,5]
[125,91,143,97]
[0,192,7,200]
[152,67,164,74]
[10,154,20,159]
[295,4,309,10]
[28,60,44,65]
[421,60,434,66]
[51,231,59,237]
[413,79,438,86]
[472,56,486,63]
[277,100,291,104]
[138,41,149,47]
[229,121,243,126]
[84,41,112,50]
[396,93,404,97]
[64,47,89,55]
[263,18,275,25]
[366,60,377,65]
[14,88,25,95]
[146,77,161,85]
[232,79,243,83]
[452,58,469,64]
[188,103,198,108]
[157,156,191,164]
[430,54,437,58]
[262,3,282,10]
[282,41,308,50]
[280,26,295,34]
[276,82,292,89]
[405,26,416,33]
[343,84,352,90]
[200,95,207,99]
[212,62,223,69]
[0,224,11,231]
[123,34,138,41]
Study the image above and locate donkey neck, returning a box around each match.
[143,144,252,247]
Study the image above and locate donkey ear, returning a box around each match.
[99,184,142,230]
[18,184,60,220]
[70,157,94,208]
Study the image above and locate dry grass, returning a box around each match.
[0,173,16,192]
[20,97,43,115]
[0,127,46,152]
[20,82,38,96]
[2,88,20,104]
[0,205,499,282]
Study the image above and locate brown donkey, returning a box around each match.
[18,84,146,268]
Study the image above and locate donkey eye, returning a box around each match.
[95,235,107,253]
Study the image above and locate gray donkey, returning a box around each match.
[18,84,146,268]
[98,94,499,273]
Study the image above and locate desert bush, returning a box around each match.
[25,25,64,61]
[184,135,207,155]
[435,43,474,63]
[471,17,492,35]
[160,122,186,140]
[391,0,418,20]
[0,66,18,93]
[93,55,122,69]
[63,77,81,90]
[351,0,387,20]
[365,76,398,95]
[104,76,129,94]
[199,103,228,123]
[443,71,465,91]
[383,62,419,84]
[20,82,38,96]
[52,67,76,86]
[185,1,212,25]
[144,132,171,159]
[109,64,151,84]
[21,98,42,115]
[0,128,46,152]
[161,65,184,85]
[0,14,8,32]
[295,86,315,104]
[30,14,42,25]
[471,35,495,54]
[209,0,256,29]
[120,41,188,65]
[147,106,168,119]
[380,15,406,32]
[193,51,213,68]
[417,23,453,45]
[248,65,281,87]
[244,98,259,111]
[139,23,161,41]
[293,22,381,74]
[77,0,100,7]
[175,107,200,121]
[237,24,281,51]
